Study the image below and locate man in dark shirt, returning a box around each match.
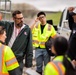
[67,7,76,62]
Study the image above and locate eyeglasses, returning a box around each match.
[15,17,23,20]
[39,16,45,19]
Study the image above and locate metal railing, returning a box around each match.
[0,0,11,20]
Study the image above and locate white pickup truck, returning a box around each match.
[57,7,71,39]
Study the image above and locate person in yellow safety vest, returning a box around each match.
[0,26,21,75]
[30,11,57,75]
[44,36,76,75]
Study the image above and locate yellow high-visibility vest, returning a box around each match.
[32,23,56,48]
[0,43,19,75]
[44,56,65,75]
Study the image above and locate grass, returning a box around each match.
[46,12,62,26]
[3,11,62,26]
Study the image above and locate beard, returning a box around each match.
[16,21,23,28]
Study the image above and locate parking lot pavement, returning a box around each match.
[22,50,39,75]
[22,50,55,75]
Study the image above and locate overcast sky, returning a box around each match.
[11,0,76,11]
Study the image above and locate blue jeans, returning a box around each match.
[35,48,50,72]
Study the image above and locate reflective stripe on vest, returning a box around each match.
[0,73,9,75]
[0,44,9,75]
[49,61,64,75]
[32,40,45,45]
[40,42,45,46]
[48,24,51,31]
[6,57,17,67]
[32,40,39,44]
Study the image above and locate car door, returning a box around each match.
[57,7,71,39]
